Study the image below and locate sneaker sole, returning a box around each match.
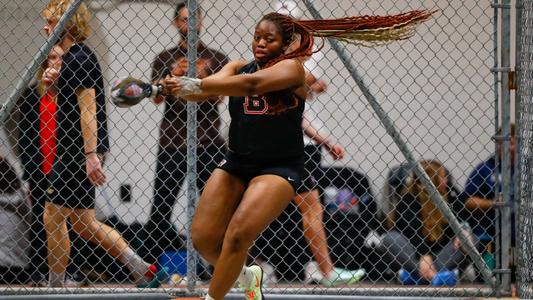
[328,269,366,287]
[138,267,169,288]
[250,265,264,300]
[347,269,366,284]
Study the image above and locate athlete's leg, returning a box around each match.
[43,202,72,287]
[294,188,334,277]
[207,175,295,299]
[192,169,246,265]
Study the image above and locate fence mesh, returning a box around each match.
[517,0,533,297]
[0,0,519,298]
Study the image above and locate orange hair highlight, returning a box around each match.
[258,10,435,114]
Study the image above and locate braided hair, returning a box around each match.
[257,10,435,114]
[257,13,316,114]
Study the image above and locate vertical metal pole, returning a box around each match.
[516,0,533,296]
[301,0,496,287]
[186,0,199,292]
[500,0,513,292]
[491,1,502,295]
[0,0,84,123]
[515,0,523,289]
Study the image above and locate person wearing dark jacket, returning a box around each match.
[17,45,84,286]
[377,160,476,286]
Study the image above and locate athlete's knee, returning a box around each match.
[191,223,219,256]
[223,225,255,253]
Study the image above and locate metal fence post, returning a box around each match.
[186,0,200,292]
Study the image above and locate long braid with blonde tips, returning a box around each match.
[258,9,435,114]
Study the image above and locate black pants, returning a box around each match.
[144,145,224,262]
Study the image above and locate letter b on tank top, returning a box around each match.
[243,95,268,114]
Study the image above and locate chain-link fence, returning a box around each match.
[0,0,521,298]
[517,0,533,298]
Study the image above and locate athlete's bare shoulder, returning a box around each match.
[226,60,250,73]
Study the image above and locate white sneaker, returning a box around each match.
[304,261,324,284]
[256,260,277,285]
[239,265,264,300]
[64,277,86,287]
[321,267,365,287]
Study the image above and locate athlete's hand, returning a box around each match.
[162,75,202,97]
[86,153,106,186]
[162,75,180,95]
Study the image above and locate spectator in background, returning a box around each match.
[144,2,229,263]
[41,0,163,288]
[377,159,474,286]
[17,44,86,287]
[460,124,516,246]
[274,0,365,285]
[0,156,30,284]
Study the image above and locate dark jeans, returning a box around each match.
[377,230,478,276]
[144,144,224,262]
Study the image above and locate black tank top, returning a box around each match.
[228,61,305,162]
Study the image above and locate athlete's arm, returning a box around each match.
[165,59,305,100]
[165,60,246,101]
[203,58,305,95]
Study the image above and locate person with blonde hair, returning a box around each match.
[377,160,475,286]
[40,0,163,287]
[18,44,88,287]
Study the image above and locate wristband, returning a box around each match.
[174,76,203,96]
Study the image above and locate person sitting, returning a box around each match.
[377,159,475,286]
[0,156,31,284]
[460,124,516,249]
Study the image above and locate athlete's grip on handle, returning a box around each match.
[110,76,202,108]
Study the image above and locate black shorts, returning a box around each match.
[47,153,95,209]
[296,144,322,193]
[217,151,304,192]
